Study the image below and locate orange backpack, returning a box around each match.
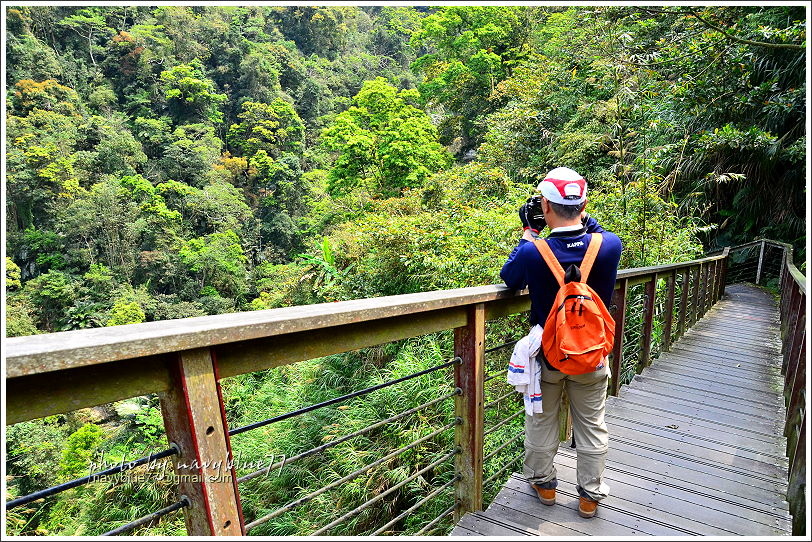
[533,233,615,375]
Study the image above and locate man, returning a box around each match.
[500,166,622,518]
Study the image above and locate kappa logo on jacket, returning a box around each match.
[566,240,585,248]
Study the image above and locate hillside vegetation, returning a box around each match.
[4,5,805,536]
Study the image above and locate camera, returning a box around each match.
[526,195,544,221]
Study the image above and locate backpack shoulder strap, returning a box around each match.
[533,239,565,287]
[579,233,603,282]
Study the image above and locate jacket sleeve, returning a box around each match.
[583,215,606,233]
[501,240,529,290]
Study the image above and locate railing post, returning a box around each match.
[639,275,657,368]
[718,250,729,300]
[755,239,766,285]
[689,265,701,327]
[159,348,244,536]
[782,286,803,374]
[784,332,806,436]
[788,412,806,536]
[677,268,690,339]
[453,303,485,522]
[701,262,711,316]
[662,272,676,352]
[609,278,628,396]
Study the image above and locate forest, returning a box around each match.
[4,4,806,536]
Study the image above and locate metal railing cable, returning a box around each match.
[484,390,516,411]
[100,497,189,536]
[414,503,456,535]
[244,420,459,531]
[484,453,523,486]
[483,431,524,463]
[229,357,460,436]
[483,409,523,437]
[310,448,459,535]
[237,389,460,483]
[5,446,178,510]
[370,475,460,536]
[485,339,520,354]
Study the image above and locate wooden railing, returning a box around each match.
[775,240,807,536]
[12,241,804,536]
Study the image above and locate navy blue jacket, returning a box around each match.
[500,216,623,327]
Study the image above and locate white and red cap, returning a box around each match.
[536,167,587,205]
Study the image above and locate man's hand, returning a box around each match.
[518,204,532,230]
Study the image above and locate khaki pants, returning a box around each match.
[523,360,610,501]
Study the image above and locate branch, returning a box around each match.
[686,8,805,50]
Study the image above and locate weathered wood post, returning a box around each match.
[662,272,676,352]
[689,265,701,327]
[160,348,244,536]
[608,278,628,396]
[640,275,657,368]
[755,239,766,285]
[677,268,690,339]
[453,304,485,522]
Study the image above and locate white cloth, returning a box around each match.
[506,325,544,415]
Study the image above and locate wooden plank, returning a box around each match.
[614,387,784,435]
[630,374,784,410]
[159,348,243,535]
[676,335,779,355]
[607,435,788,491]
[540,460,790,534]
[454,304,485,522]
[627,377,784,417]
[675,331,781,351]
[455,511,540,536]
[6,354,172,425]
[5,284,526,378]
[7,251,726,380]
[216,307,466,379]
[480,503,588,536]
[641,364,782,395]
[606,411,789,468]
[605,403,787,457]
[576,437,790,508]
[534,475,737,535]
[606,395,787,447]
[507,473,748,536]
[492,483,646,535]
[655,354,783,383]
[663,346,783,373]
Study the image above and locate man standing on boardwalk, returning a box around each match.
[500,167,623,518]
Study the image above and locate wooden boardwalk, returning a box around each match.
[452,284,793,536]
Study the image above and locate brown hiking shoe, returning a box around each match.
[531,484,556,506]
[578,496,599,518]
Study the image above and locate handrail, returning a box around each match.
[5,251,729,381]
[3,242,765,536]
[777,241,806,536]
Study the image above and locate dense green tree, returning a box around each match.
[159,60,226,125]
[321,78,451,197]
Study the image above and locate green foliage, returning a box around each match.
[228,99,305,158]
[159,60,227,124]
[59,424,104,481]
[106,298,146,326]
[6,257,23,290]
[321,78,452,197]
[179,230,248,298]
